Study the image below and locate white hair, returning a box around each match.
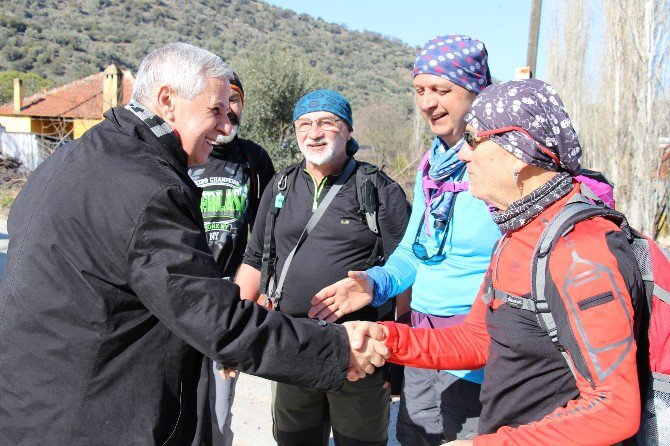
[131,42,233,105]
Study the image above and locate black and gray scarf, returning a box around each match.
[125,100,180,147]
[492,172,573,233]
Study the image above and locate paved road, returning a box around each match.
[231,373,401,446]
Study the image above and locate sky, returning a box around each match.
[265,0,545,82]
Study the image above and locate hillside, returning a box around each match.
[0,0,416,112]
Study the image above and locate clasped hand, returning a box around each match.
[344,321,391,381]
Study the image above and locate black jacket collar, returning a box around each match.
[210,135,241,159]
[104,106,189,175]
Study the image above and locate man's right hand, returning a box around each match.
[308,271,375,322]
[343,321,390,381]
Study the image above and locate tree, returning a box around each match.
[0,71,53,105]
[353,98,427,196]
[232,50,322,169]
[545,0,670,238]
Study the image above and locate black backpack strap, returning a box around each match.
[356,162,380,235]
[531,193,629,381]
[481,288,537,311]
[240,143,259,200]
[258,163,299,298]
[356,161,384,267]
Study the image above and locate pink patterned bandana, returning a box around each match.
[413,34,492,93]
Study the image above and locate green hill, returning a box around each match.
[0,0,416,113]
[1,0,430,177]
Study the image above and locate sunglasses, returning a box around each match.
[463,126,560,166]
[412,211,449,264]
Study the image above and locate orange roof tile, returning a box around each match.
[0,68,134,120]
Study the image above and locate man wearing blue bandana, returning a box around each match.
[310,36,501,444]
[236,90,410,445]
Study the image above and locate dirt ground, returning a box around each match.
[0,157,27,219]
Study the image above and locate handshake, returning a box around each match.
[343,321,391,381]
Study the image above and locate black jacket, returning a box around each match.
[0,107,348,445]
[189,137,275,278]
[243,160,410,320]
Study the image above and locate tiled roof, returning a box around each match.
[0,68,134,119]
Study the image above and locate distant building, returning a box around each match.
[0,65,133,169]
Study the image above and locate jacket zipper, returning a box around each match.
[305,170,328,211]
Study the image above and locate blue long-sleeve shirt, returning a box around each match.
[369,164,501,382]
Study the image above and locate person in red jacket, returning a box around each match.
[352,79,645,445]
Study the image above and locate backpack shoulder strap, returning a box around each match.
[531,194,629,380]
[355,161,384,267]
[356,161,380,235]
[238,140,259,200]
[258,163,300,297]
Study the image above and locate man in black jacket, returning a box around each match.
[0,43,386,445]
[189,71,275,446]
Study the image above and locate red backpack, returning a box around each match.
[529,192,670,445]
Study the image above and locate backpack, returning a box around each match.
[258,160,384,303]
[574,168,616,209]
[487,190,670,445]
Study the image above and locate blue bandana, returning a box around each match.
[292,89,358,155]
[426,137,467,228]
[428,136,466,181]
[292,89,353,127]
[413,34,492,94]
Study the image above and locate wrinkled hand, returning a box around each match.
[344,321,390,381]
[309,271,375,322]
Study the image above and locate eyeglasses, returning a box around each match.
[295,118,342,133]
[463,129,484,150]
[463,126,560,166]
[412,211,449,265]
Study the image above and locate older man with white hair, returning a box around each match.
[0,43,386,446]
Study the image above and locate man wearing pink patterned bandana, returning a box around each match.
[310,35,500,445]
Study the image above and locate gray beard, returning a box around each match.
[215,124,239,145]
[301,141,336,166]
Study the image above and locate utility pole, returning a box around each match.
[526,0,543,78]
